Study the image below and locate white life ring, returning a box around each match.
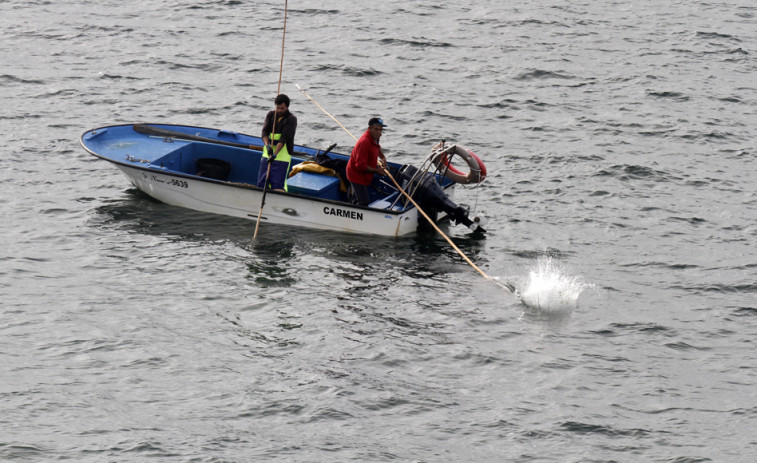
[430,143,487,184]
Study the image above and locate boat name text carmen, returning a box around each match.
[323,207,363,221]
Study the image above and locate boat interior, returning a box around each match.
[149,140,436,210]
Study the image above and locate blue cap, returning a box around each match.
[369,117,387,127]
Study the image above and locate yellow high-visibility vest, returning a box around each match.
[262,131,291,163]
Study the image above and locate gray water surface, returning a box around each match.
[2,1,756,461]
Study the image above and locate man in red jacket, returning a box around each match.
[346,117,388,206]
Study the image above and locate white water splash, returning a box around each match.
[519,256,590,314]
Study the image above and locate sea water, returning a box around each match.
[2,0,756,461]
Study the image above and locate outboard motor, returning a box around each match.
[396,164,485,232]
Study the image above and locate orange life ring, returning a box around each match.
[431,143,487,184]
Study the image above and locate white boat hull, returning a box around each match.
[80,123,478,237]
[118,164,424,236]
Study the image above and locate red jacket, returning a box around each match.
[346,129,381,186]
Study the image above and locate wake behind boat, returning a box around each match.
[80,123,487,237]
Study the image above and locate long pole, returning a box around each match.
[296,85,513,293]
[295,84,358,141]
[253,0,289,241]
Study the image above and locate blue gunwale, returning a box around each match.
[81,123,455,213]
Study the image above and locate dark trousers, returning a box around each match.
[257,157,289,190]
[350,183,371,206]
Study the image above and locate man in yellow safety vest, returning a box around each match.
[257,94,298,191]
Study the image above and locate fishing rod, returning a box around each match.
[295,84,359,141]
[295,84,514,294]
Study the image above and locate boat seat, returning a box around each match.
[368,192,405,211]
[287,172,341,201]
